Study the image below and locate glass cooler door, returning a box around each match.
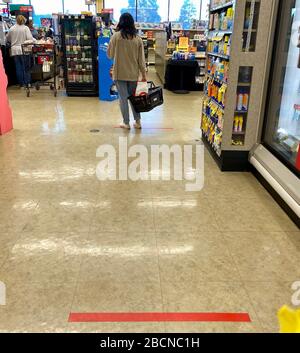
[263,0,300,177]
[64,18,94,85]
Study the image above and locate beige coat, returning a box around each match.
[107,31,146,82]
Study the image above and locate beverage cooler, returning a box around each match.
[250,0,300,225]
[61,15,98,96]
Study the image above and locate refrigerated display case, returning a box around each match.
[251,0,300,225]
[263,0,300,176]
[61,15,98,96]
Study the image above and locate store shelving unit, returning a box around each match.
[210,0,235,12]
[140,30,156,66]
[61,15,98,97]
[155,29,207,89]
[192,36,207,87]
[155,30,168,83]
[207,52,230,60]
[201,0,276,171]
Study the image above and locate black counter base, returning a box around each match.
[1,46,17,86]
[66,91,98,97]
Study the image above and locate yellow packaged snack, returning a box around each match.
[278,306,300,333]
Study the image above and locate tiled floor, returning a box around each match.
[0,71,299,333]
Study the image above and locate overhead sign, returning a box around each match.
[101,9,114,14]
[19,6,33,12]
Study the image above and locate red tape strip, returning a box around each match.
[113,126,174,130]
[68,312,251,323]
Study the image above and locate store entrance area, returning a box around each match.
[0,69,299,333]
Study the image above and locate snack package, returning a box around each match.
[278,306,300,333]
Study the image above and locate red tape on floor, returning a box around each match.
[68,312,251,323]
[114,126,174,130]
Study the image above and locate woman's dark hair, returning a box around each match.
[117,13,137,39]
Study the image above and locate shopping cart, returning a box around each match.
[22,42,62,97]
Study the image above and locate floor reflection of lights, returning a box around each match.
[11,240,194,258]
[138,200,198,208]
[18,167,96,182]
[12,201,38,211]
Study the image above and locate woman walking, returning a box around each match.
[6,15,35,87]
[107,13,147,130]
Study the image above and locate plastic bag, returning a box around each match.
[135,81,149,96]
[42,60,51,73]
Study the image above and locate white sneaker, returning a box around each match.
[120,123,131,130]
[134,121,142,129]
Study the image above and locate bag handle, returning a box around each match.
[147,81,155,89]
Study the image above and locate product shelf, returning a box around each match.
[232,131,246,135]
[204,94,225,112]
[202,133,222,157]
[202,111,222,126]
[210,1,235,13]
[202,0,273,171]
[67,69,93,71]
[203,0,242,167]
[237,82,251,87]
[207,73,228,86]
[67,58,92,61]
[207,52,230,60]
[234,110,248,114]
[209,30,233,36]
[67,35,91,38]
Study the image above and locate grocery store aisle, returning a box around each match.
[0,70,299,333]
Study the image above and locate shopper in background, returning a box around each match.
[28,20,39,40]
[108,20,116,35]
[107,13,147,130]
[45,26,54,39]
[6,15,35,87]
